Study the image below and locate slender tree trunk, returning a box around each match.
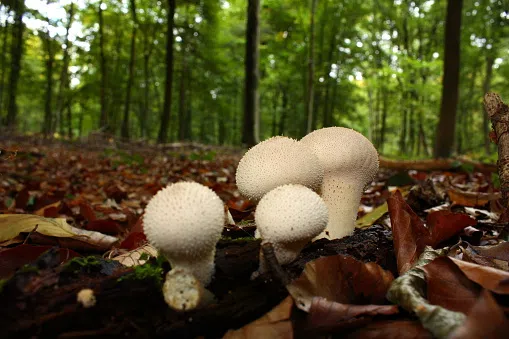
[121,0,138,139]
[434,0,463,158]
[141,52,151,138]
[42,32,54,136]
[98,1,108,131]
[242,0,260,146]
[278,86,288,135]
[305,0,317,134]
[110,26,124,133]
[157,0,176,143]
[5,1,25,128]
[0,12,9,121]
[55,3,75,135]
[380,87,388,153]
[482,54,495,153]
[271,90,279,136]
[178,61,188,141]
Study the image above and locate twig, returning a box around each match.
[484,92,509,221]
[261,242,291,286]
[23,224,39,244]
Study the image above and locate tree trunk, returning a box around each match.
[98,1,108,131]
[0,12,9,121]
[380,87,388,153]
[178,61,188,141]
[305,0,317,134]
[242,0,261,146]
[55,3,75,136]
[482,54,495,153]
[278,86,288,135]
[41,32,55,137]
[157,0,176,143]
[434,0,463,158]
[5,1,25,128]
[121,0,138,140]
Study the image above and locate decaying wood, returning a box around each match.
[0,226,394,338]
[379,156,497,173]
[484,92,509,221]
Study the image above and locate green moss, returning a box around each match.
[117,256,166,286]
[18,264,40,274]
[0,279,7,294]
[220,236,256,242]
[62,256,104,274]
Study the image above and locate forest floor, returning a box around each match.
[0,135,508,338]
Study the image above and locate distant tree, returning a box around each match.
[158,0,176,144]
[242,0,260,146]
[434,0,463,158]
[98,0,108,132]
[305,0,317,135]
[0,6,9,120]
[41,29,55,137]
[5,0,25,128]
[121,0,138,140]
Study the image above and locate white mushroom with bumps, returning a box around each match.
[235,136,324,201]
[254,184,328,274]
[143,181,225,287]
[300,127,379,240]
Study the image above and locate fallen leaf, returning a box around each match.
[422,256,480,313]
[450,257,509,294]
[387,190,476,274]
[84,219,123,235]
[287,255,394,312]
[34,201,62,217]
[449,289,509,339]
[112,243,158,267]
[119,231,147,250]
[447,188,500,207]
[345,320,432,339]
[0,214,77,241]
[471,242,509,262]
[223,296,294,339]
[304,297,398,333]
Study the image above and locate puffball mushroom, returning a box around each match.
[143,181,224,286]
[236,136,324,201]
[300,127,379,240]
[255,184,328,274]
[162,268,215,311]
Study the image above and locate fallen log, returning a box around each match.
[379,156,497,173]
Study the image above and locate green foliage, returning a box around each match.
[0,0,508,156]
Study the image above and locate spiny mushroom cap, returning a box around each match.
[255,184,328,243]
[300,127,379,184]
[143,181,224,258]
[236,136,324,201]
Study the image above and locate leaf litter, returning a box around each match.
[0,138,508,337]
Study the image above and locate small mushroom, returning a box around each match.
[162,268,216,311]
[300,127,379,239]
[235,136,324,201]
[143,181,224,286]
[254,184,328,274]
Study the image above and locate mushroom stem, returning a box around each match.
[315,175,364,240]
[165,250,216,286]
[163,268,215,311]
[257,239,309,274]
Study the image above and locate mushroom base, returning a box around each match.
[314,175,365,240]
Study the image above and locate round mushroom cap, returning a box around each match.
[300,127,379,184]
[143,181,224,258]
[255,184,328,243]
[236,136,324,201]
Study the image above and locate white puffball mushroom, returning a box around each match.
[236,136,324,201]
[300,127,379,240]
[77,288,96,308]
[255,184,328,274]
[143,181,225,286]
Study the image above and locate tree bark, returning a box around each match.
[242,0,261,146]
[41,32,55,137]
[482,55,495,153]
[0,11,9,121]
[98,1,109,131]
[55,3,75,136]
[157,0,176,143]
[434,0,463,158]
[5,1,25,128]
[121,0,138,140]
[305,0,317,134]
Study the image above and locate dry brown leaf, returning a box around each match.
[287,255,394,312]
[450,257,509,294]
[345,320,432,339]
[449,289,509,339]
[111,243,158,267]
[447,188,500,207]
[223,296,294,339]
[422,256,480,313]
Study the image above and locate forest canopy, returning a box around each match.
[0,0,508,157]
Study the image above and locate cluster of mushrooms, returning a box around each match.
[142,127,379,310]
